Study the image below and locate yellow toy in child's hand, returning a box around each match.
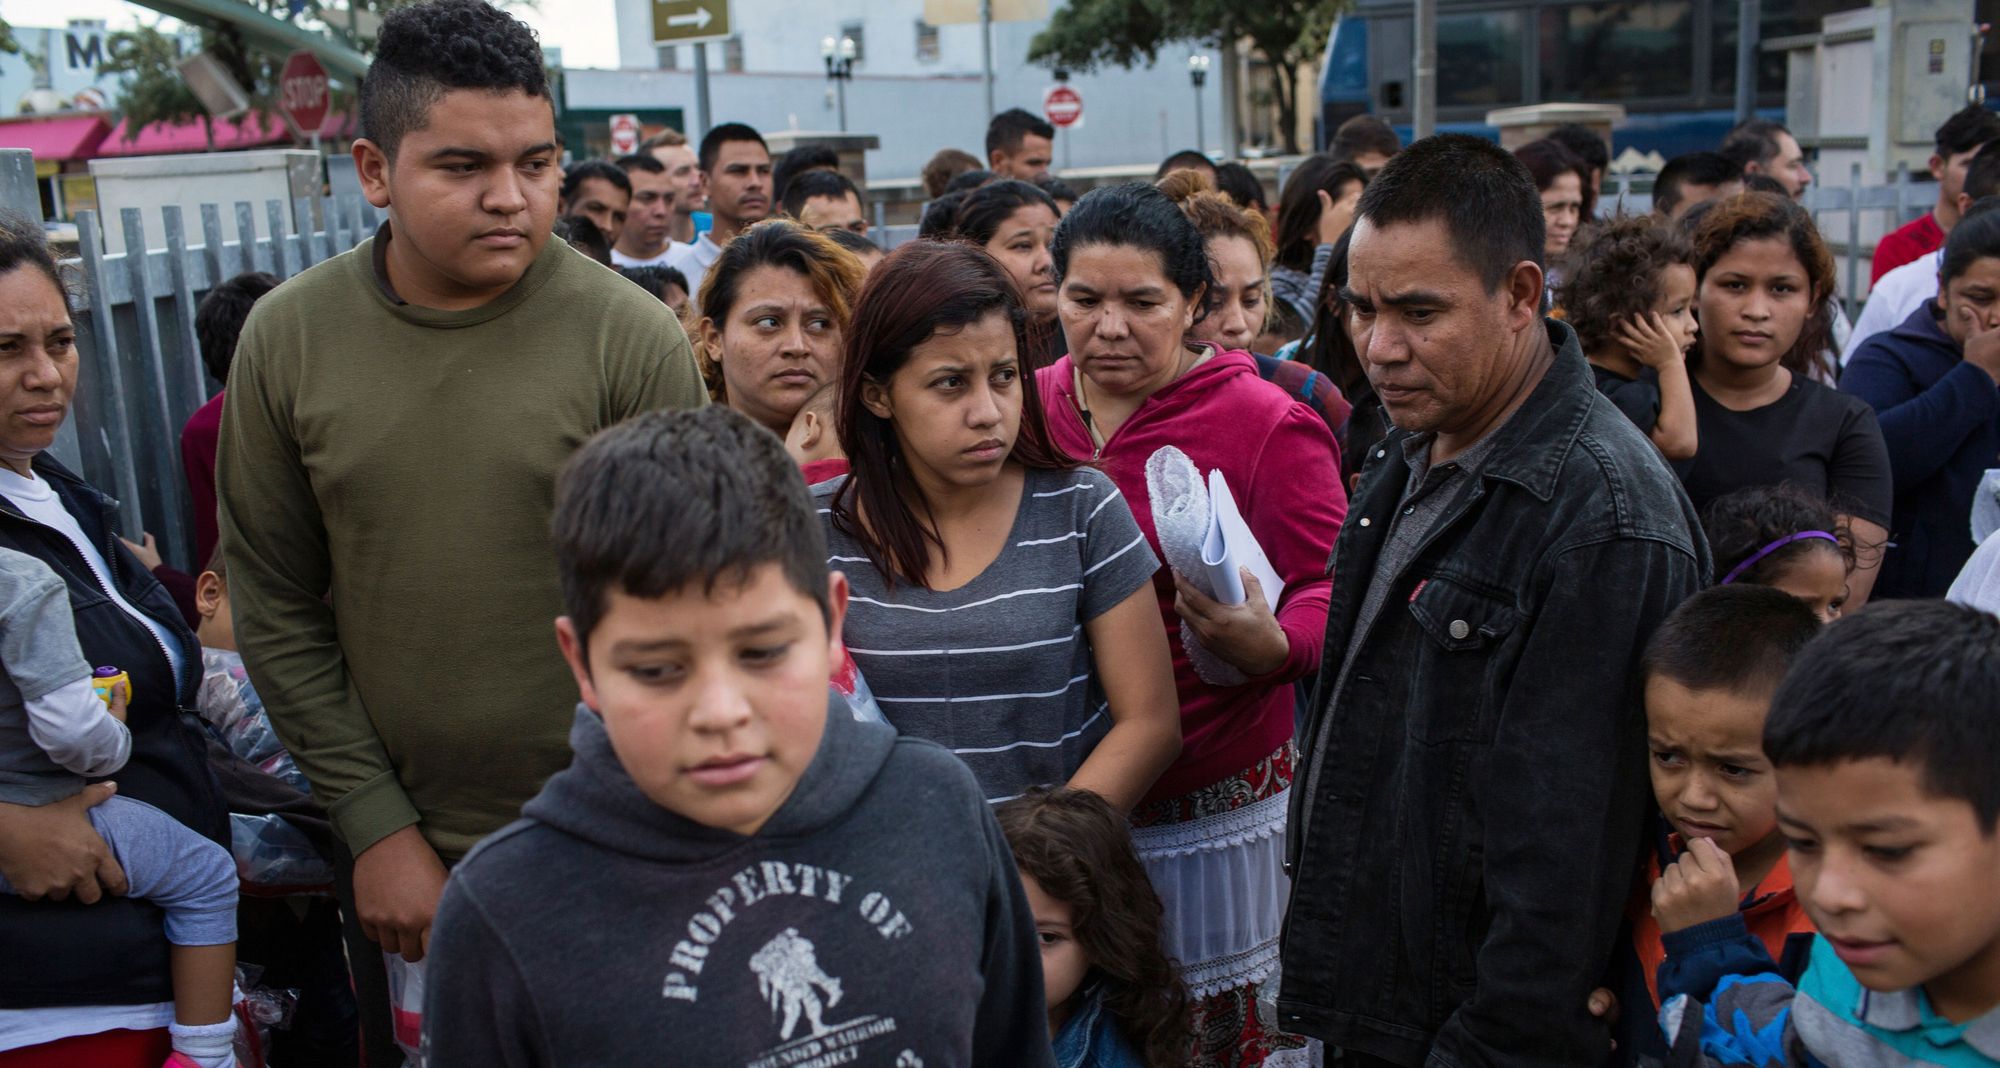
[90,667,131,719]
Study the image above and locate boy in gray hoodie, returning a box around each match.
[423,407,1055,1067]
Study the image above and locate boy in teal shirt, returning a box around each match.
[1660,600,2000,1065]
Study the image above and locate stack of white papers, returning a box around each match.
[1145,446,1285,687]
[1200,467,1285,608]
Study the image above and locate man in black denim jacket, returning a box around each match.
[1278,135,1709,1066]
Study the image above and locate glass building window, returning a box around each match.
[1438,10,1526,106]
[841,21,865,63]
[723,35,745,72]
[1540,1,1694,100]
[656,44,677,70]
[916,19,940,62]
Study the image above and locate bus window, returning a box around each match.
[1439,10,1527,106]
[1370,15,1412,113]
[1540,0,1696,102]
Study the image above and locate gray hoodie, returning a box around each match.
[424,700,1056,1068]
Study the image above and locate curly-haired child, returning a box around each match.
[1562,214,1702,459]
[999,787,1192,1068]
[1702,484,1856,622]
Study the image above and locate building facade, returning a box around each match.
[591,0,1232,178]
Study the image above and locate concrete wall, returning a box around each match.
[591,0,1225,178]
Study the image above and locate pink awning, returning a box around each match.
[96,113,291,157]
[0,115,111,162]
[94,112,351,158]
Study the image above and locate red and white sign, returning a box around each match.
[279,51,330,136]
[1043,85,1083,128]
[608,113,641,156]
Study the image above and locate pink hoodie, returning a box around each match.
[1040,348,1347,803]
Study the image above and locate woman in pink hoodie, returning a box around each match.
[1038,182,1348,1067]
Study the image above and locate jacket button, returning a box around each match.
[1358,517,1371,527]
[1376,449,1386,459]
[1450,619,1471,639]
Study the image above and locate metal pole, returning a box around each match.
[0,149,39,220]
[694,41,712,138]
[1194,83,1205,153]
[1845,160,1861,320]
[837,77,848,132]
[1734,0,1761,124]
[981,0,995,120]
[1220,41,1240,156]
[1413,0,1437,139]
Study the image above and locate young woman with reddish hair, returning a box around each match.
[818,240,1180,812]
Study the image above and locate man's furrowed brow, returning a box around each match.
[1377,288,1451,307]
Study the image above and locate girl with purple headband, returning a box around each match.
[1702,484,1856,623]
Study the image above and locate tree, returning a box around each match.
[97,0,529,149]
[99,23,287,150]
[1027,0,1345,155]
[101,25,221,149]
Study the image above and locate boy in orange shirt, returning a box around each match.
[1631,584,1823,1015]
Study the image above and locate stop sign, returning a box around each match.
[280,51,330,136]
[1044,85,1083,128]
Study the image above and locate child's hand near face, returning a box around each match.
[1615,311,1689,371]
[104,681,128,725]
[1652,836,1742,934]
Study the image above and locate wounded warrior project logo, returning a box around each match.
[656,860,924,1067]
[746,929,913,1066]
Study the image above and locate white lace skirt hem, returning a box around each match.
[1131,787,1291,1001]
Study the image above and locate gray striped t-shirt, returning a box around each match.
[814,466,1160,803]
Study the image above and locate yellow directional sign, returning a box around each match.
[922,0,1048,25]
[653,0,731,44]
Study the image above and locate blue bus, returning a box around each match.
[1318,0,1880,158]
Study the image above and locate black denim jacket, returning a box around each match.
[1278,322,1709,1067]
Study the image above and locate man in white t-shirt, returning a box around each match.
[1843,249,1942,367]
[666,123,771,309]
[1844,151,2000,365]
[609,153,679,269]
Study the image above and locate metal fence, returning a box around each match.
[1603,160,1934,319]
[58,194,385,573]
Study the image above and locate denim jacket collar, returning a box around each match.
[1460,319,1595,504]
[1053,980,1146,1068]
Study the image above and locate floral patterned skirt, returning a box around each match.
[1131,742,1317,1068]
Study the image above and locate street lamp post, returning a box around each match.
[822,35,856,132]
[1188,54,1211,155]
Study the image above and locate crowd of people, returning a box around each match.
[1,1,1998,1066]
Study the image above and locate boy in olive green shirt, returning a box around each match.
[215,1,704,1060]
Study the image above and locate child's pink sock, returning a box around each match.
[168,1019,236,1068]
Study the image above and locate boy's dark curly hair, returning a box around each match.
[1559,214,1691,354]
[1701,483,1854,587]
[998,788,1191,1067]
[361,0,551,160]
